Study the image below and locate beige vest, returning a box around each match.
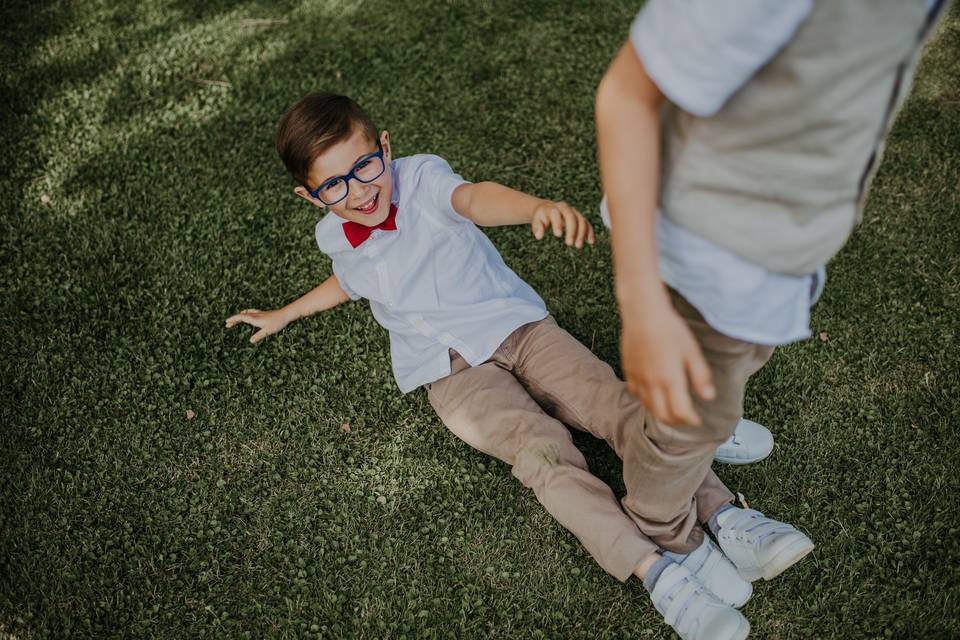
[659,0,943,275]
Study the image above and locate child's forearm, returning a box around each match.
[280,274,351,322]
[596,43,669,310]
[451,181,547,226]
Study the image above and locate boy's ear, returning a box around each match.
[294,185,326,208]
[380,130,391,161]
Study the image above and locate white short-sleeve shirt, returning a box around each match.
[316,154,548,393]
[612,0,825,346]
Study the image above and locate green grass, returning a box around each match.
[2,1,959,638]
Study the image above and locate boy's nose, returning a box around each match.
[351,185,375,205]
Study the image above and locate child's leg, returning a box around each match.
[555,295,812,580]
[426,349,656,582]
[507,315,738,551]
[624,291,774,553]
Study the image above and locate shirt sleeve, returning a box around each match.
[330,260,361,300]
[414,155,471,225]
[314,216,362,300]
[630,0,813,117]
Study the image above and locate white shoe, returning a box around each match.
[650,563,750,640]
[679,536,753,608]
[715,507,815,582]
[714,419,774,465]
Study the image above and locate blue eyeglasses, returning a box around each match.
[309,148,386,206]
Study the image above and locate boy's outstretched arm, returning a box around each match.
[451,182,595,249]
[596,43,714,427]
[225,274,350,344]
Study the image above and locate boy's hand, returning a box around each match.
[531,201,596,249]
[621,301,715,427]
[225,308,293,344]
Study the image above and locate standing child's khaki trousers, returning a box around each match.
[425,314,741,580]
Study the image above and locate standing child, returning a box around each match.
[595,0,948,636]
[227,92,760,640]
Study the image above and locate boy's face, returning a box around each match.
[294,127,393,227]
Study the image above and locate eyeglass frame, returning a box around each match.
[307,146,386,206]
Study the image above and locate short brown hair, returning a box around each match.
[275,92,379,186]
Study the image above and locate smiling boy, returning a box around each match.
[226,92,757,640]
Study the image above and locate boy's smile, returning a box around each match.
[353,191,381,216]
[295,127,394,228]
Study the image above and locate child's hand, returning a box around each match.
[531,201,596,249]
[225,308,292,344]
[620,300,715,427]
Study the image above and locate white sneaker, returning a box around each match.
[714,419,774,465]
[715,507,815,582]
[650,563,750,640]
[679,536,753,608]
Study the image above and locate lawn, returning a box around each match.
[2,1,959,638]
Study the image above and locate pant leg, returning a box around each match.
[620,291,775,553]
[508,316,735,551]
[426,347,657,582]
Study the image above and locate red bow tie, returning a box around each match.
[342,202,399,248]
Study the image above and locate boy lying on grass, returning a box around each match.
[226,92,763,639]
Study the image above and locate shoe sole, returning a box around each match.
[700,610,751,640]
[717,616,751,640]
[729,584,753,609]
[733,618,751,640]
[714,442,774,466]
[738,537,815,582]
[713,451,772,465]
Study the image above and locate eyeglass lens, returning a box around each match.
[319,154,384,205]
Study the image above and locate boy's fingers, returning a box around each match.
[226,309,260,324]
[225,313,249,327]
[549,209,564,237]
[666,377,701,427]
[626,373,648,403]
[626,378,645,404]
[574,216,588,248]
[586,222,596,245]
[686,351,716,401]
[250,329,267,344]
[531,214,546,240]
[558,206,577,245]
[646,384,671,425]
[563,209,579,245]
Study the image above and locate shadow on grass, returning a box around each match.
[3,0,959,638]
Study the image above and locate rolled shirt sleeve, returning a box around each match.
[413,155,471,225]
[630,0,813,117]
[314,214,363,300]
[330,260,361,300]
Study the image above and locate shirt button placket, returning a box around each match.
[365,240,394,308]
[375,260,394,308]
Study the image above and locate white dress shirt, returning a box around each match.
[316,154,548,393]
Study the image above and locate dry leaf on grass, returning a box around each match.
[186,409,196,420]
[340,422,351,432]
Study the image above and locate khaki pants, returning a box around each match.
[426,313,740,580]
[621,290,775,553]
